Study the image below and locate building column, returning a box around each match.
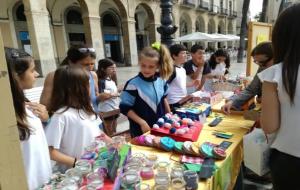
[52,22,68,64]
[148,22,160,44]
[0,19,18,48]
[122,18,138,66]
[24,10,56,76]
[82,15,105,62]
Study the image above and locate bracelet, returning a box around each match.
[73,158,77,168]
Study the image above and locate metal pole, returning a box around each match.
[157,0,178,47]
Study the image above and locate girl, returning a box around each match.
[97,59,120,136]
[203,49,230,91]
[120,43,173,137]
[259,3,300,189]
[5,48,52,190]
[40,45,99,113]
[45,65,111,172]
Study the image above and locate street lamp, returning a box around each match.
[157,0,178,47]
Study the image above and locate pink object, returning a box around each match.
[144,135,155,146]
[164,123,172,129]
[137,135,146,145]
[153,124,160,129]
[140,167,154,180]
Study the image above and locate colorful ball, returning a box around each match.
[173,122,180,128]
[153,124,160,129]
[176,128,185,135]
[170,127,176,134]
[158,118,164,123]
[164,123,172,129]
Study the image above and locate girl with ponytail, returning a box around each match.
[119,42,173,137]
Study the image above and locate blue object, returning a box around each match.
[170,127,176,134]
[157,121,164,127]
[104,34,119,41]
[160,137,175,151]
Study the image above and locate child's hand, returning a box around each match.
[140,120,151,134]
[26,102,49,122]
[193,79,201,87]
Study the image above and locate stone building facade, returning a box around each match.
[0,0,238,75]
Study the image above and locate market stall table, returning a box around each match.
[131,113,254,190]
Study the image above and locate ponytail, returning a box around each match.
[158,44,173,80]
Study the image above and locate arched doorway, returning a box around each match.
[227,21,234,48]
[195,16,206,47]
[180,13,192,48]
[135,3,155,52]
[208,18,216,51]
[65,7,85,46]
[13,3,31,54]
[101,11,123,63]
[218,20,225,48]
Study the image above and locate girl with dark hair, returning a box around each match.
[258,3,300,189]
[120,43,173,137]
[45,65,111,172]
[97,58,120,136]
[203,49,230,91]
[40,45,99,113]
[5,48,51,190]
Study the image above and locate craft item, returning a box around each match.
[146,154,158,167]
[171,178,186,190]
[155,171,169,187]
[153,137,162,149]
[153,124,160,129]
[140,167,154,180]
[121,171,140,189]
[208,117,223,127]
[212,147,227,160]
[199,142,214,158]
[160,137,175,151]
[144,135,155,146]
[174,142,184,154]
[218,141,233,150]
[75,160,92,176]
[191,144,201,156]
[155,161,169,172]
[135,183,151,190]
[65,168,82,185]
[183,170,198,190]
[198,158,215,179]
[170,165,184,180]
[183,141,193,155]
[170,127,177,134]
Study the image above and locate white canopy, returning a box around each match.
[174,32,241,42]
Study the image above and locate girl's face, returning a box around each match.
[18,60,39,90]
[215,56,226,64]
[105,64,117,77]
[76,56,96,71]
[139,57,159,78]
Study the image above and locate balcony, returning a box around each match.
[228,10,237,18]
[219,8,228,17]
[181,0,196,8]
[208,5,219,15]
[197,1,209,12]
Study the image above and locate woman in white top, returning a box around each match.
[258,3,300,189]
[45,65,112,172]
[5,48,52,190]
[203,49,230,91]
[97,59,120,136]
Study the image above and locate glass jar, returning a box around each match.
[75,160,92,176]
[170,165,184,180]
[112,135,126,147]
[135,183,150,190]
[145,154,157,167]
[183,170,198,190]
[155,171,169,187]
[171,178,186,190]
[86,172,103,184]
[140,166,154,180]
[57,178,78,190]
[121,171,141,190]
[154,185,169,190]
[86,178,104,190]
[65,168,82,185]
[155,161,169,173]
[125,162,142,173]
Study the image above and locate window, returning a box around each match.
[16,4,26,21]
[66,10,83,24]
[103,14,118,27]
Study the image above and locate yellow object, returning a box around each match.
[131,114,254,190]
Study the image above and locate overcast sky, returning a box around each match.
[249,0,263,20]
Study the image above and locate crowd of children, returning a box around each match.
[5,3,300,189]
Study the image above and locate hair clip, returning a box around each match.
[151,42,161,51]
[78,47,96,53]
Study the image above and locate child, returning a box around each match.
[97,59,120,136]
[120,43,173,137]
[40,45,99,113]
[203,49,230,91]
[45,65,111,172]
[167,44,197,112]
[5,48,52,190]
